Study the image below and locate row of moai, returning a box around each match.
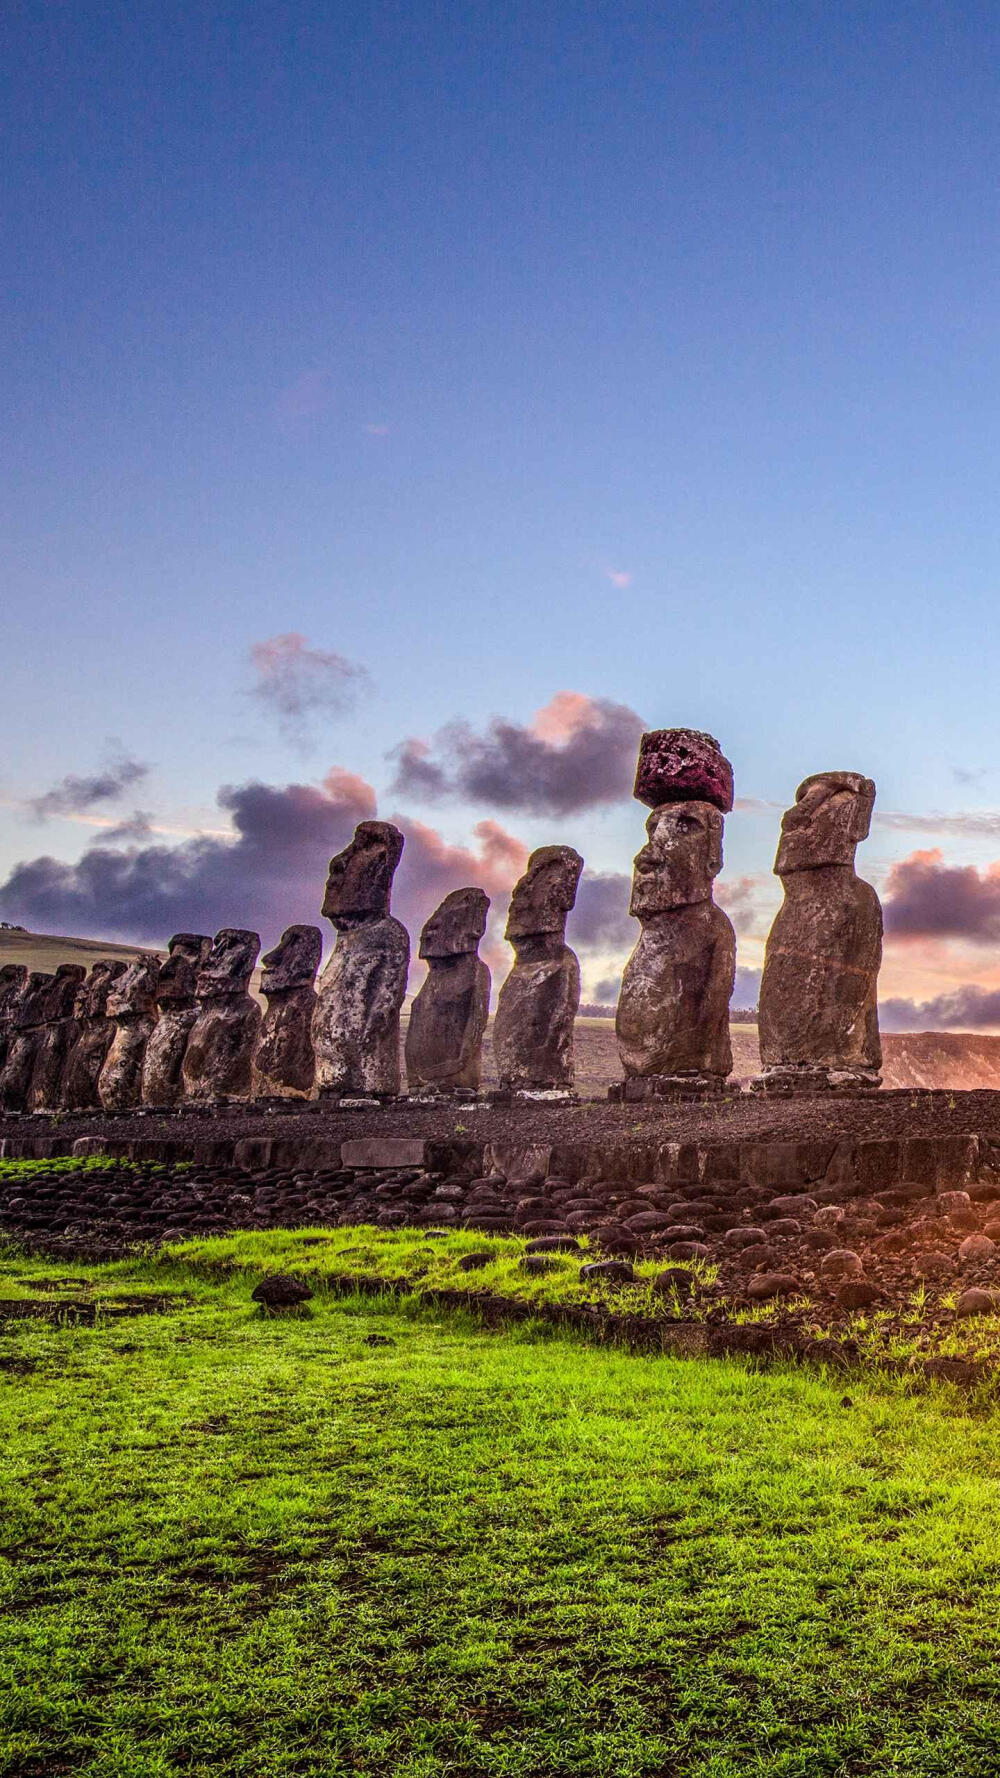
[0,728,883,1113]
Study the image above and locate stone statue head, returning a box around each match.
[629,800,724,918]
[321,821,404,929]
[261,924,322,992]
[505,846,584,942]
[16,973,53,1028]
[43,964,86,1022]
[0,964,28,1018]
[76,960,126,1021]
[775,772,876,875]
[419,887,490,961]
[106,955,160,1021]
[196,929,260,998]
[156,934,211,1006]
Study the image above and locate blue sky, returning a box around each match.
[4,2,1000,1021]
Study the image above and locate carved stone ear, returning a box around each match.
[707,807,724,877]
[847,780,876,844]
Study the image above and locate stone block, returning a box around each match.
[740,1142,835,1190]
[341,1138,428,1170]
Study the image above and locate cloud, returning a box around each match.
[392,817,528,936]
[0,765,531,968]
[883,849,1000,943]
[717,874,763,935]
[606,569,632,589]
[593,976,622,1003]
[733,966,762,1009]
[390,691,646,816]
[567,872,635,952]
[0,770,378,945]
[879,985,1000,1032]
[102,812,155,843]
[29,750,149,820]
[876,809,1000,837]
[363,422,390,435]
[249,633,370,745]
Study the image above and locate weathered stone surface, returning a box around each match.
[0,973,53,1112]
[312,823,409,1097]
[758,773,882,1088]
[580,1259,634,1283]
[747,1271,800,1300]
[0,965,27,1075]
[406,888,491,1091]
[28,966,87,1111]
[616,801,735,1082]
[458,1250,494,1272]
[341,1138,428,1169]
[141,934,211,1107]
[958,1233,997,1266]
[251,1273,313,1309]
[61,961,127,1110]
[653,1266,697,1296]
[493,846,583,1091]
[181,930,261,1103]
[253,924,322,1099]
[98,957,161,1112]
[956,1287,1000,1317]
[820,1248,864,1280]
[634,729,734,813]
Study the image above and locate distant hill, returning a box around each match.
[0,929,160,975]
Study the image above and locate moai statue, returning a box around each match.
[405,888,491,1093]
[312,822,410,1097]
[98,956,160,1111]
[493,846,584,1096]
[140,934,211,1107]
[61,961,128,1110]
[252,924,322,1098]
[0,973,53,1112]
[28,964,86,1111]
[614,729,736,1100]
[0,965,28,1077]
[756,772,882,1092]
[181,929,262,1102]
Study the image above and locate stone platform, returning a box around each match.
[5,1089,1000,1197]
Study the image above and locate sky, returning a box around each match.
[4,1,1000,1026]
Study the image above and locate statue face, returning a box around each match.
[261,924,322,991]
[505,847,584,942]
[0,965,27,1018]
[630,800,723,918]
[775,772,875,875]
[156,935,210,1005]
[106,956,159,1020]
[44,964,86,1022]
[420,888,489,960]
[196,929,260,997]
[76,960,126,1021]
[322,821,404,928]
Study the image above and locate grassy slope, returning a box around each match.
[5,1244,1000,1773]
[0,930,159,975]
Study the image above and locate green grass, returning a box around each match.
[0,1154,144,1180]
[164,1223,719,1320]
[6,1239,1000,1774]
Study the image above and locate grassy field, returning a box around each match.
[5,1238,1000,1773]
[0,929,158,976]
